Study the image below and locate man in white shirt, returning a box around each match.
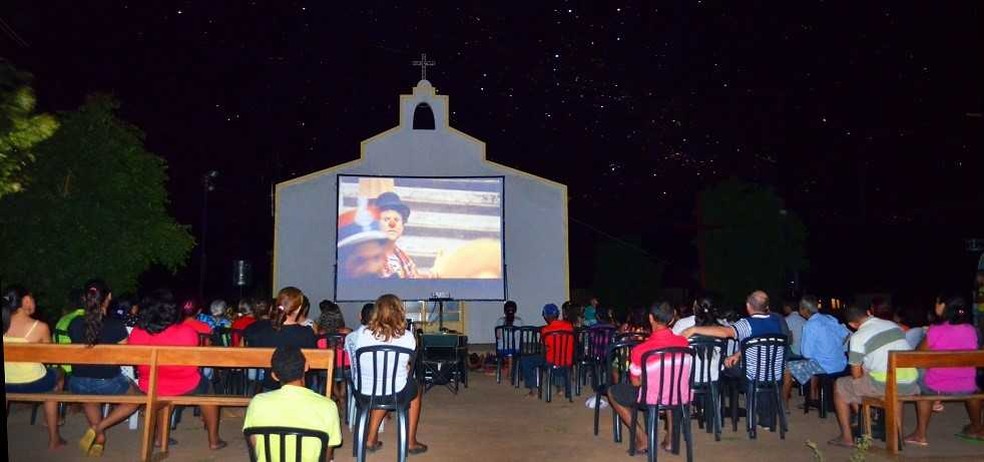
[783,300,807,356]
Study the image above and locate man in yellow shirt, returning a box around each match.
[244,346,342,461]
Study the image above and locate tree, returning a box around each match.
[0,61,58,198]
[592,237,664,310]
[697,178,807,308]
[0,95,194,315]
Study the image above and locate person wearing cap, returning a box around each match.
[519,303,574,396]
[373,192,420,279]
[337,208,391,279]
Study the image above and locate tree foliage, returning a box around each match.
[592,237,664,310]
[0,95,194,315]
[697,178,807,308]
[0,61,59,198]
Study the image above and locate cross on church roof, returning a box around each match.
[412,53,436,81]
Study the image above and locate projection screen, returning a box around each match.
[334,175,506,301]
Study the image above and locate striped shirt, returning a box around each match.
[848,317,917,389]
[732,314,784,380]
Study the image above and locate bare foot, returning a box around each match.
[525,390,537,397]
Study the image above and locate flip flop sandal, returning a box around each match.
[627,447,649,456]
[408,444,429,455]
[79,428,97,455]
[932,403,944,412]
[87,443,105,457]
[366,441,383,453]
[955,432,984,443]
[903,438,929,447]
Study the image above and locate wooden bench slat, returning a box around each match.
[894,350,984,369]
[6,393,148,404]
[155,346,334,368]
[3,344,156,364]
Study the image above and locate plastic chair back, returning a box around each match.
[638,347,695,407]
[517,326,542,356]
[688,336,724,385]
[244,426,330,462]
[352,345,416,409]
[494,325,520,357]
[542,330,575,367]
[740,334,787,382]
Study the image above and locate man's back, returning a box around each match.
[244,385,342,461]
[541,320,574,366]
[801,313,849,373]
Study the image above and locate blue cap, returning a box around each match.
[542,303,560,317]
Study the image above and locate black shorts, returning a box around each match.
[610,382,640,407]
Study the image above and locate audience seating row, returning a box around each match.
[4,343,334,462]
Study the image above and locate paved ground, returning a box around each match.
[7,372,984,461]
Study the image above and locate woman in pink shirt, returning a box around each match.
[904,296,982,445]
[81,290,227,455]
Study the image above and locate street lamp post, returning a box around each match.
[199,170,218,300]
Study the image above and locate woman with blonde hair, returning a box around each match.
[351,294,428,455]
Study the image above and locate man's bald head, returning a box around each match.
[746,290,769,314]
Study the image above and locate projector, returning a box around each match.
[430,291,452,300]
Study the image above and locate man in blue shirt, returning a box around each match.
[783,295,850,409]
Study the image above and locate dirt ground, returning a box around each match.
[7,372,984,461]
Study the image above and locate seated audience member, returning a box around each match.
[828,304,918,448]
[240,298,272,346]
[688,295,724,385]
[351,294,428,455]
[783,295,851,408]
[494,300,523,378]
[198,299,232,330]
[231,298,261,346]
[620,306,650,334]
[181,298,213,340]
[108,293,139,328]
[562,301,580,327]
[245,287,318,390]
[3,285,65,450]
[344,302,375,361]
[54,289,86,344]
[82,289,227,453]
[682,290,784,428]
[519,303,575,396]
[244,346,342,461]
[583,299,599,327]
[315,300,352,400]
[783,299,807,357]
[608,301,689,453]
[904,296,982,445]
[671,301,695,335]
[297,296,315,328]
[495,300,525,328]
[68,280,134,456]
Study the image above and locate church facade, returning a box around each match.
[274,79,568,342]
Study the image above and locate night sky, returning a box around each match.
[5,1,983,303]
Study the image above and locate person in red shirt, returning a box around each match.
[519,303,574,396]
[180,298,212,342]
[608,301,689,454]
[81,289,227,453]
[230,298,264,346]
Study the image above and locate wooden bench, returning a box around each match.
[861,349,984,453]
[4,343,334,461]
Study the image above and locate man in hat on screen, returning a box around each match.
[374,192,421,279]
